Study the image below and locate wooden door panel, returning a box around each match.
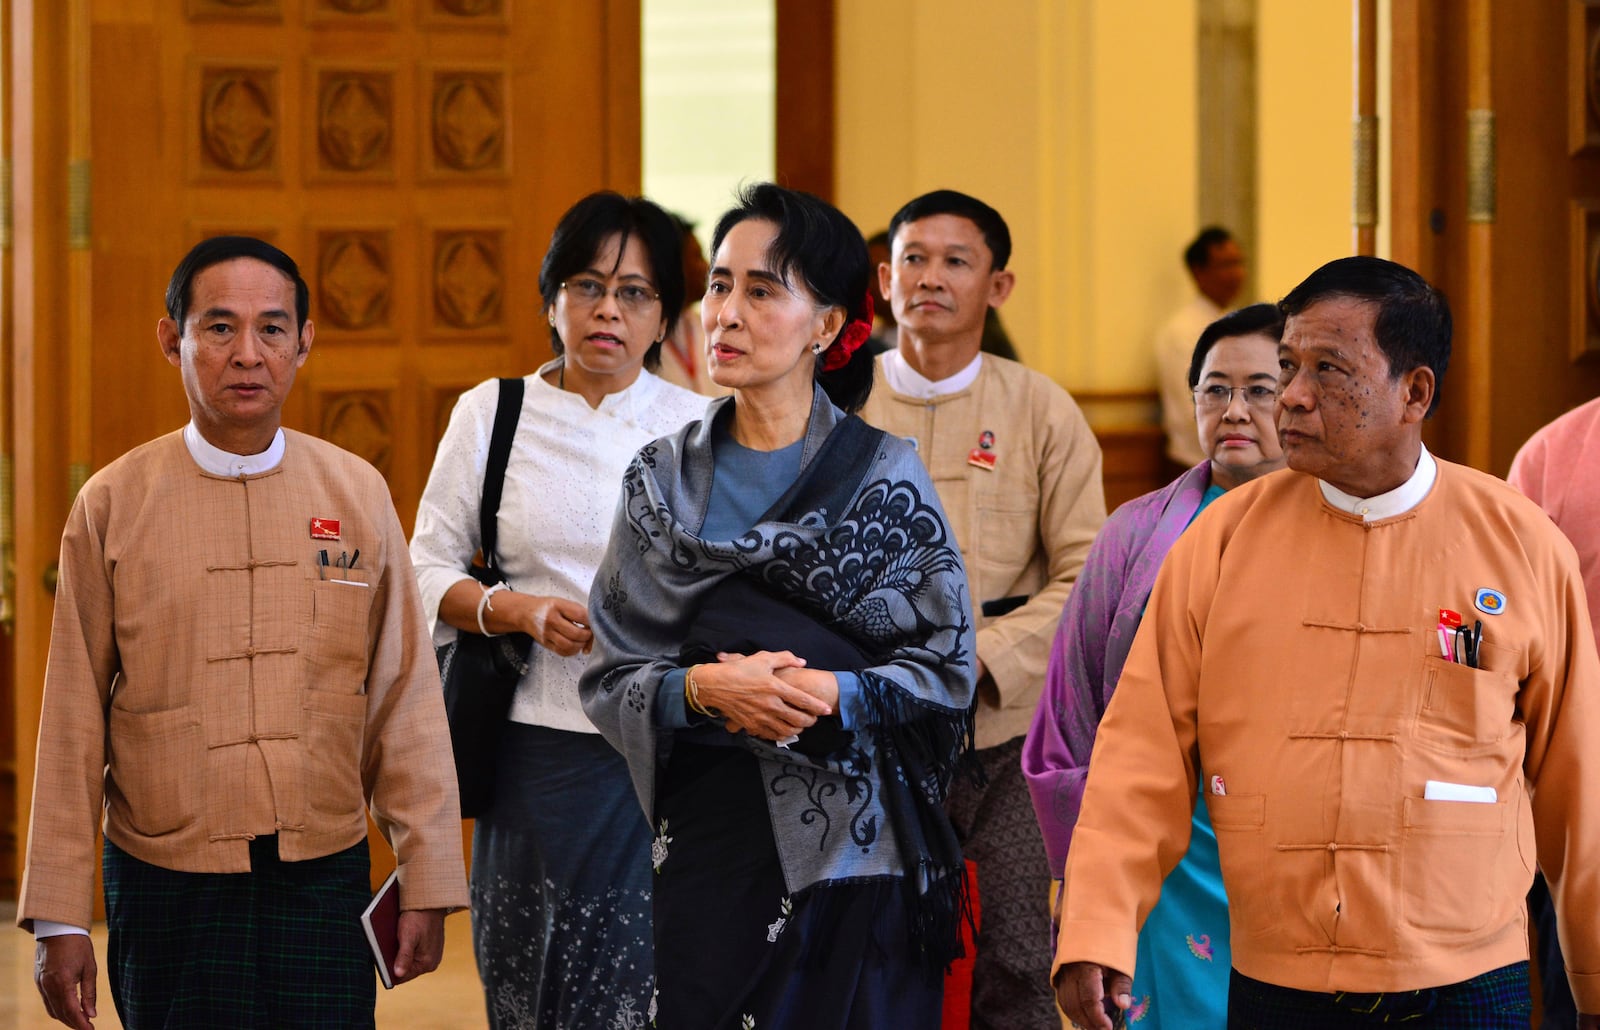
[1485,0,1600,472]
[91,0,636,489]
[1391,0,1600,473]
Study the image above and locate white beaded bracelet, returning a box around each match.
[477,582,509,637]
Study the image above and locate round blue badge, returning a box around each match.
[1474,588,1506,616]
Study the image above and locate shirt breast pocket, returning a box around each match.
[974,504,1037,588]
[306,578,374,687]
[1415,642,1519,755]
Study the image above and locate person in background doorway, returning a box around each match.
[656,213,729,397]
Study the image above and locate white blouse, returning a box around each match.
[410,359,709,732]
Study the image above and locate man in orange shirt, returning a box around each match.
[1057,257,1600,1029]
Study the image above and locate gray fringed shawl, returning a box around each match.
[580,387,977,905]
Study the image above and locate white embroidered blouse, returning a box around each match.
[410,360,708,732]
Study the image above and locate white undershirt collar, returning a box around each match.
[881,349,983,399]
[1318,444,1437,521]
[183,422,286,476]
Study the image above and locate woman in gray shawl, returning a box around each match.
[580,183,978,1030]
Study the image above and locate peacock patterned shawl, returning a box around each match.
[580,387,977,942]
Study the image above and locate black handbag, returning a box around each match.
[436,377,533,818]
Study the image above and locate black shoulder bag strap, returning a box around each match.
[442,375,528,819]
[479,376,525,576]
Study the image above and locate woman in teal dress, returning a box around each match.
[1023,303,1288,1027]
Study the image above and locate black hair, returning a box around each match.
[166,235,309,333]
[1187,303,1286,388]
[887,189,1012,271]
[537,191,685,370]
[709,183,875,413]
[1183,226,1234,271]
[980,308,1020,362]
[865,229,891,249]
[1278,255,1451,418]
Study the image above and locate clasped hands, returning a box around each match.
[690,650,838,742]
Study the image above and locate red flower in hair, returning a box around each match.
[821,290,877,372]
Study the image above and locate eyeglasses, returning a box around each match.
[560,278,660,313]
[1193,383,1279,412]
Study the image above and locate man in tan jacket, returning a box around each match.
[859,190,1105,1028]
[1057,257,1600,1029]
[20,237,468,1029]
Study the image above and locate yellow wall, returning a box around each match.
[836,0,1354,417]
[1257,1,1356,301]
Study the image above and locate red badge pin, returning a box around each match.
[310,517,342,540]
[968,430,998,470]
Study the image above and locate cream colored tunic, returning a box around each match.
[19,429,469,931]
[859,353,1106,749]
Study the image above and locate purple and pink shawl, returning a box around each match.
[1022,462,1213,874]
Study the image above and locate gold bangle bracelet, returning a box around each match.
[685,664,720,718]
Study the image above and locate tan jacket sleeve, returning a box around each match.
[360,494,470,913]
[18,489,118,931]
[977,382,1106,715]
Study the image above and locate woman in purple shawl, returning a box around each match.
[1023,303,1287,1028]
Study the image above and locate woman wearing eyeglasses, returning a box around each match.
[1022,303,1287,1029]
[410,191,708,1030]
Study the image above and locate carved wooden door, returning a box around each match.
[90,0,639,513]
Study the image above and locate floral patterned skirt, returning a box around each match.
[470,722,655,1030]
[651,742,942,1030]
